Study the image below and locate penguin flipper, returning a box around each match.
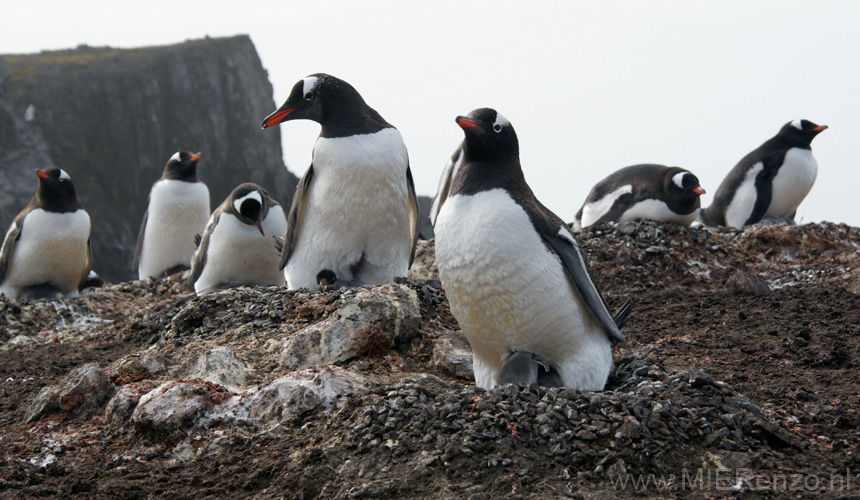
[406,165,420,267]
[543,224,625,344]
[188,213,218,288]
[132,205,149,274]
[0,215,23,285]
[78,238,93,291]
[279,165,314,270]
[429,143,463,227]
[590,193,636,227]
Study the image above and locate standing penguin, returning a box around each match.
[434,108,631,391]
[188,183,287,294]
[261,73,420,290]
[0,168,92,300]
[700,119,827,228]
[133,151,210,279]
[574,164,705,229]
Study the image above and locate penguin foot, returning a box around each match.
[18,283,64,300]
[498,352,564,388]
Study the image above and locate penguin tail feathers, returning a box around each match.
[612,299,634,329]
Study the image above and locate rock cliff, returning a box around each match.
[0,36,298,282]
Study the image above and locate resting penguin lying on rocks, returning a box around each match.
[433,107,632,391]
[574,164,705,230]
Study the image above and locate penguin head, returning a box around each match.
[456,108,519,162]
[35,167,80,213]
[666,169,705,207]
[262,73,363,128]
[230,183,269,236]
[163,151,202,181]
[781,119,828,145]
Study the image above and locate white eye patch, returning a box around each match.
[791,119,803,130]
[303,76,319,96]
[493,112,510,129]
[234,190,263,214]
[170,152,181,163]
[59,169,71,182]
[672,172,687,189]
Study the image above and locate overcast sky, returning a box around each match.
[2,1,859,226]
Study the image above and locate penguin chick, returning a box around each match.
[188,183,287,294]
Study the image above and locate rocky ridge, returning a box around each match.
[0,221,858,498]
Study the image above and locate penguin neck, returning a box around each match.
[768,133,813,151]
[451,156,528,198]
[34,190,80,214]
[318,102,392,138]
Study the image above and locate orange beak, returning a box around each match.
[693,187,705,195]
[456,117,479,129]
[813,125,828,132]
[190,153,202,162]
[262,106,296,129]
[36,169,50,179]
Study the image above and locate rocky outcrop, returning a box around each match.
[0,36,298,282]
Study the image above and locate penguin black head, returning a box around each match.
[779,119,828,146]
[35,167,80,213]
[230,183,269,236]
[456,108,519,163]
[316,269,338,291]
[666,169,705,205]
[162,151,202,182]
[261,73,389,137]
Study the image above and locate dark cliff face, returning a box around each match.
[0,36,298,282]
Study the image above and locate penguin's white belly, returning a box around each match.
[435,189,612,390]
[724,162,765,229]
[579,185,633,228]
[767,148,817,218]
[194,209,287,293]
[0,209,90,299]
[618,199,698,226]
[285,128,412,290]
[139,180,210,279]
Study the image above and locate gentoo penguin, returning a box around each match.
[700,119,827,228]
[261,73,420,290]
[316,269,338,292]
[429,142,464,226]
[133,151,210,279]
[188,183,287,294]
[574,164,705,229]
[433,108,632,391]
[0,168,92,300]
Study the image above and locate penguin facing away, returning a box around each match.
[700,119,827,228]
[261,73,420,290]
[575,164,705,230]
[188,183,287,294]
[433,108,631,391]
[133,151,210,279]
[0,168,92,300]
[429,142,464,227]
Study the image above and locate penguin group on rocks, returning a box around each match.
[0,70,831,392]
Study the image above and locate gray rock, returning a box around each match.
[132,379,230,432]
[280,284,421,371]
[431,331,474,380]
[105,381,157,427]
[186,346,249,393]
[25,363,113,423]
[246,366,374,426]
